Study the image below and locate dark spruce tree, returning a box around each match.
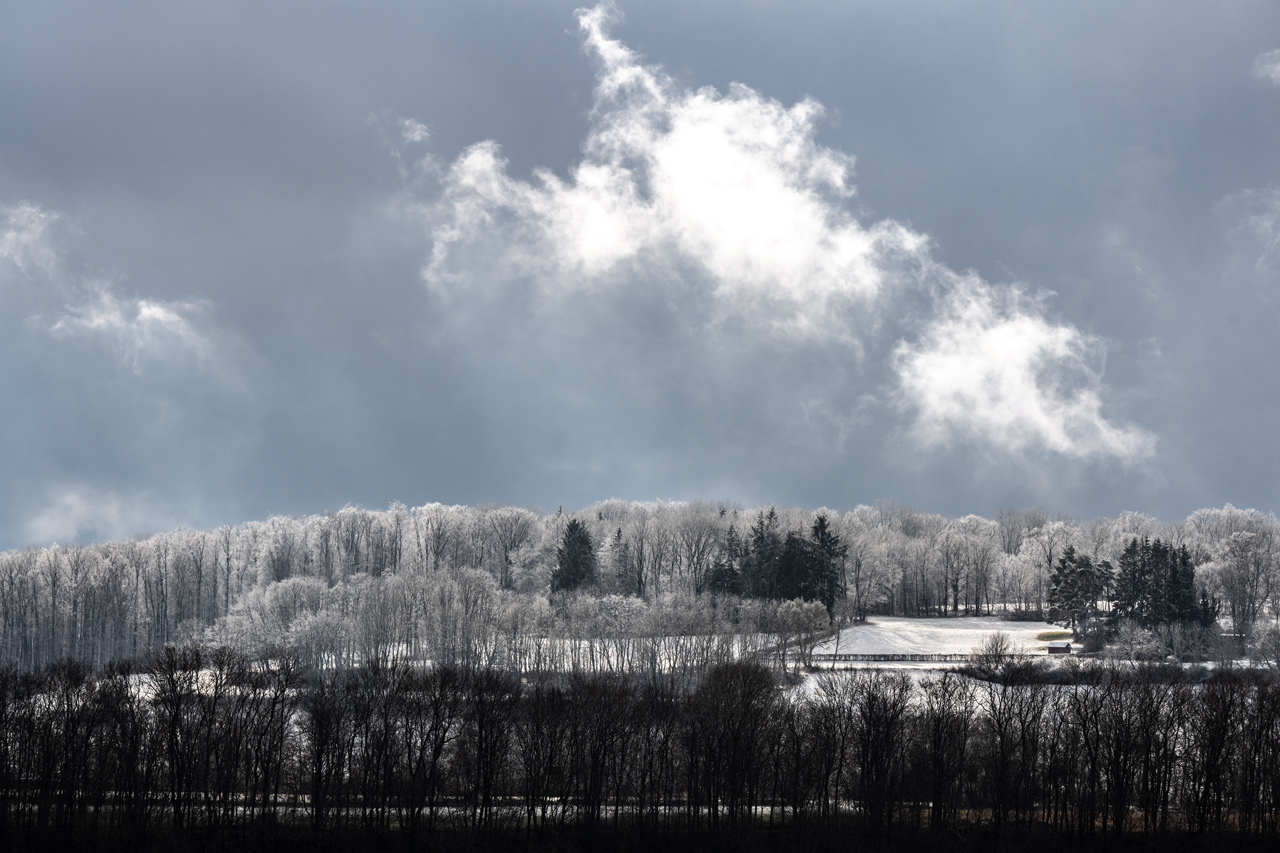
[609,526,639,595]
[809,513,847,613]
[1047,546,1112,632]
[776,532,819,603]
[1112,537,1200,627]
[1112,537,1148,622]
[706,523,743,596]
[749,512,846,613]
[741,508,782,598]
[551,518,597,592]
[1166,541,1198,622]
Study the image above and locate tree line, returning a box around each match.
[1048,537,1223,653]
[4,653,1280,849]
[1,500,1278,669]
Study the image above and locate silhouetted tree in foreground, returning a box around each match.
[0,654,1279,850]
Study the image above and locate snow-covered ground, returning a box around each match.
[813,615,1062,658]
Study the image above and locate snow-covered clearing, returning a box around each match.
[814,615,1060,658]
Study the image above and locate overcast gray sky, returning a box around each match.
[3,0,1280,547]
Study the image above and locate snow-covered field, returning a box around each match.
[814,615,1062,659]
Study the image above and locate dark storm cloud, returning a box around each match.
[2,1,1280,548]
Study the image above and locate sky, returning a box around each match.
[3,1,1280,548]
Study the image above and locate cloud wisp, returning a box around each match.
[23,485,172,545]
[48,282,213,372]
[1,203,60,279]
[2,201,223,372]
[1221,188,1280,274]
[1253,49,1280,86]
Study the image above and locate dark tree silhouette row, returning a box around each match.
[4,653,1280,848]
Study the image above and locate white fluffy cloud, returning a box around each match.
[1253,49,1280,85]
[894,280,1154,462]
[426,4,925,339]
[417,4,1149,464]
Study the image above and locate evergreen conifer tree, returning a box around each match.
[1112,537,1201,627]
[551,519,597,592]
[1048,547,1111,631]
[609,527,634,595]
[1113,538,1147,622]
[776,532,818,603]
[706,524,743,596]
[742,508,781,598]
[809,514,847,614]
